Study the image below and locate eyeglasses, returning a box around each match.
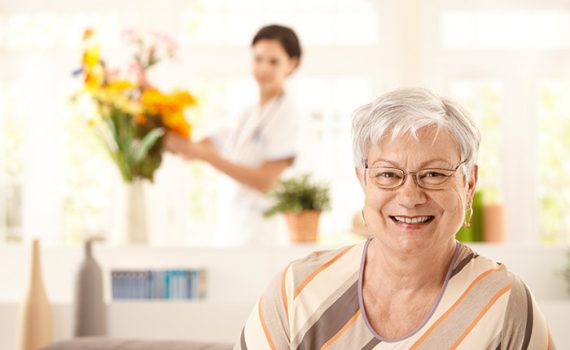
[364,160,466,190]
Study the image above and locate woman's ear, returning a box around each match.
[467,164,479,200]
[287,57,299,75]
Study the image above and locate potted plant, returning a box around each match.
[264,174,330,243]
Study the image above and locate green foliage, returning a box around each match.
[263,174,331,217]
[95,105,164,183]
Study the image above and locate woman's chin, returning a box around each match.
[377,231,439,257]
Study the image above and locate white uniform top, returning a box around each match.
[211,92,299,245]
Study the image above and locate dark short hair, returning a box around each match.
[251,24,302,61]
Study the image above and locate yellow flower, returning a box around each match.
[107,79,135,92]
[84,65,104,90]
[140,88,165,114]
[82,43,100,69]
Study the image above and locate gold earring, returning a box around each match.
[361,209,367,227]
[464,207,473,228]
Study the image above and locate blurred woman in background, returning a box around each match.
[165,24,302,245]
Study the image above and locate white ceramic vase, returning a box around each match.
[125,179,149,244]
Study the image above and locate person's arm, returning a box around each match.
[164,133,293,192]
[234,266,292,350]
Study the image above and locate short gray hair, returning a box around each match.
[351,87,481,178]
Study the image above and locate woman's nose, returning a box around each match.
[396,175,428,208]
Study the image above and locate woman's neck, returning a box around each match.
[259,86,284,106]
[365,239,457,293]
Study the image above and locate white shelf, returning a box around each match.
[2,300,252,349]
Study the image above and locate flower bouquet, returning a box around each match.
[73,28,196,183]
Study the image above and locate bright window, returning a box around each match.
[441,10,570,49]
[448,80,503,202]
[537,81,570,244]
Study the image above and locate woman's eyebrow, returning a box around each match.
[368,158,453,168]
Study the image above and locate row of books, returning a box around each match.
[111,268,207,300]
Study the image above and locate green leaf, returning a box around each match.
[133,127,165,164]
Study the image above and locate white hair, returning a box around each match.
[351,87,481,178]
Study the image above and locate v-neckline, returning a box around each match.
[357,238,462,342]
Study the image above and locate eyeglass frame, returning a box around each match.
[363,160,467,190]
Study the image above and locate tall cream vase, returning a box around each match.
[19,239,53,350]
[125,178,149,244]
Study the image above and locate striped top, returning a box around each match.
[235,239,554,350]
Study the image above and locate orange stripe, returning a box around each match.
[281,264,291,316]
[258,297,276,350]
[547,327,552,350]
[450,283,512,349]
[410,265,504,350]
[294,246,353,299]
[321,309,361,350]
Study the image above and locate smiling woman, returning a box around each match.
[235,88,555,350]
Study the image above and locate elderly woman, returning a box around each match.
[235,88,554,349]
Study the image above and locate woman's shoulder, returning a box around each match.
[285,242,365,286]
[451,242,520,286]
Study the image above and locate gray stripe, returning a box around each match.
[291,272,359,348]
[361,337,381,350]
[521,283,534,350]
[451,251,479,278]
[296,281,359,350]
[239,328,248,350]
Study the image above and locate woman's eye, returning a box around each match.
[424,171,445,177]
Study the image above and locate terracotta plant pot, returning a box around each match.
[284,210,321,243]
[483,203,506,242]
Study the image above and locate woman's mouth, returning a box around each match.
[389,215,435,225]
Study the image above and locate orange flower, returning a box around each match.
[83,28,95,41]
[134,113,147,124]
[171,90,197,107]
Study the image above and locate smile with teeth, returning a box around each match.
[390,216,434,224]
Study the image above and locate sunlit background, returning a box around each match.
[1,0,570,246]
